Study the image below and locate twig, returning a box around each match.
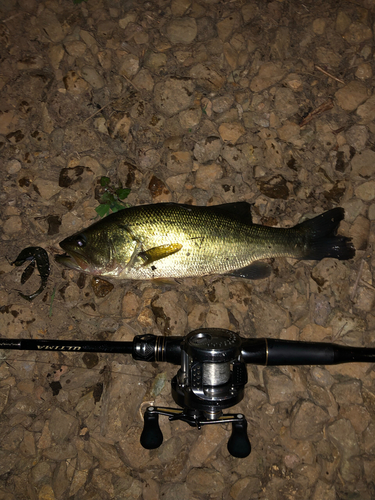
[300,99,334,127]
[1,12,22,23]
[360,279,375,291]
[350,258,364,301]
[315,65,345,85]
[83,76,141,123]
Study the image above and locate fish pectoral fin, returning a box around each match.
[139,243,183,266]
[228,262,272,280]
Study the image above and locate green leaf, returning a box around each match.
[100,176,111,187]
[116,187,131,200]
[95,204,110,217]
[100,192,113,203]
[111,200,126,212]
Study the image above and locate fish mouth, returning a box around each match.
[55,251,89,271]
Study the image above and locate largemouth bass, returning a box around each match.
[55,202,355,280]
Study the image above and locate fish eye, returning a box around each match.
[76,234,87,248]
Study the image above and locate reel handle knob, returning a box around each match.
[140,407,163,450]
[227,415,251,458]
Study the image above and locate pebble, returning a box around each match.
[356,95,375,123]
[166,18,197,45]
[1,1,374,498]
[218,122,245,144]
[186,468,225,495]
[290,400,329,440]
[195,163,223,190]
[355,180,375,201]
[335,81,369,111]
[345,124,368,151]
[154,79,195,117]
[250,62,286,92]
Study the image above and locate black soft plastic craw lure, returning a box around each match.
[11,247,50,301]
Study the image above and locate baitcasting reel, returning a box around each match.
[141,329,251,458]
[1,328,375,459]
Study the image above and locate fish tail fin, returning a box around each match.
[296,208,355,261]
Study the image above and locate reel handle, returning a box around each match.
[140,407,163,450]
[227,415,251,458]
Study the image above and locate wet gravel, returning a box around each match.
[1,0,375,498]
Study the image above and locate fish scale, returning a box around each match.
[55,203,355,280]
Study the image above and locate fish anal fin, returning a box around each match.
[228,262,272,280]
[139,243,183,266]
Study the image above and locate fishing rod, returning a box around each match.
[1,328,374,458]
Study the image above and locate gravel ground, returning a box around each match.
[1,0,375,498]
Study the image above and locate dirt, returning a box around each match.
[0,0,375,498]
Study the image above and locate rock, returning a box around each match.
[250,62,286,92]
[212,95,234,113]
[167,151,193,174]
[312,18,326,35]
[186,468,225,495]
[348,214,370,250]
[258,174,289,199]
[166,18,197,45]
[133,69,154,91]
[218,122,245,144]
[312,480,336,500]
[274,88,299,117]
[356,95,375,124]
[290,400,329,440]
[327,418,359,458]
[49,408,79,443]
[346,125,368,151]
[38,9,64,43]
[310,367,335,387]
[189,425,225,466]
[179,108,202,130]
[81,66,104,89]
[64,40,86,57]
[316,47,341,67]
[3,215,22,233]
[63,70,90,95]
[217,13,240,42]
[355,62,372,80]
[148,175,171,201]
[122,291,140,318]
[195,163,223,190]
[340,405,371,434]
[108,112,132,140]
[144,52,167,74]
[354,180,375,201]
[353,282,375,312]
[193,137,222,163]
[343,22,373,45]
[264,367,304,405]
[351,149,375,179]
[154,78,195,117]
[151,291,187,335]
[119,54,140,78]
[189,63,225,91]
[331,380,363,406]
[336,11,351,34]
[335,81,368,112]
[277,121,300,143]
[119,13,137,30]
[230,477,261,499]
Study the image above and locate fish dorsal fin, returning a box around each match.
[178,202,253,225]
